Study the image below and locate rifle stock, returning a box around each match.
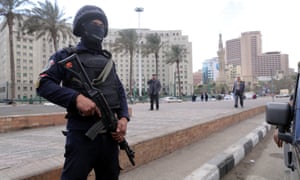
[59,53,135,166]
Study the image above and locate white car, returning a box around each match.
[160,96,183,103]
[275,94,290,98]
[43,102,55,106]
[224,94,234,100]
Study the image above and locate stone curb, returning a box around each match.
[184,122,271,180]
[0,108,132,133]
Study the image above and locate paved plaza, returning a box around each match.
[0,97,288,179]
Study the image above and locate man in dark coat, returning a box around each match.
[232,76,245,108]
[147,74,161,110]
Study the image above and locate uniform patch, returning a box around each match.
[42,59,55,71]
[66,62,73,69]
[36,74,48,88]
[39,73,48,78]
[36,77,41,89]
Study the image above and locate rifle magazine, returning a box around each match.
[85,120,106,140]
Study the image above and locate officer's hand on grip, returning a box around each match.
[111,117,128,142]
[273,129,283,148]
[76,94,101,117]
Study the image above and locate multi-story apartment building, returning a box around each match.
[101,28,193,97]
[193,70,202,87]
[0,19,193,100]
[255,51,289,79]
[202,57,219,84]
[225,31,290,87]
[0,19,75,100]
[224,64,241,82]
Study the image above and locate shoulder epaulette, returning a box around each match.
[102,49,112,59]
[63,45,77,55]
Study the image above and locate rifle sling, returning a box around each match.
[92,58,113,86]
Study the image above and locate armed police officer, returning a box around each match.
[36,5,129,180]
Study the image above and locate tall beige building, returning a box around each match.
[0,19,193,100]
[0,19,75,100]
[103,29,193,96]
[226,31,289,87]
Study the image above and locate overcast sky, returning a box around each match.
[41,0,300,72]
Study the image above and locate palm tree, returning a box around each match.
[112,29,138,96]
[0,0,33,100]
[22,0,74,51]
[165,44,186,97]
[142,33,164,75]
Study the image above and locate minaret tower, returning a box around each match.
[217,33,226,84]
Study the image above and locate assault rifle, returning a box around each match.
[266,72,299,173]
[58,53,135,166]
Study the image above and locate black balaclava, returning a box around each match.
[81,21,105,50]
[73,5,108,51]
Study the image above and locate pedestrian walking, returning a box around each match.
[192,94,197,102]
[147,74,161,110]
[36,5,130,179]
[232,76,245,108]
[205,92,208,102]
[200,92,204,102]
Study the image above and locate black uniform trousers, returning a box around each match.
[61,130,119,180]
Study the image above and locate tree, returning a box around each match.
[0,0,33,100]
[22,0,74,51]
[112,29,138,96]
[165,44,186,97]
[142,33,164,75]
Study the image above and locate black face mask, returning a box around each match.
[81,22,105,50]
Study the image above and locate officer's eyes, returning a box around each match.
[90,21,104,27]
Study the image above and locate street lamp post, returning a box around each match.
[135,7,144,97]
[270,69,274,102]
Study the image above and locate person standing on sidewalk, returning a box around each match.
[36,5,129,180]
[232,76,245,108]
[204,92,208,102]
[147,74,161,110]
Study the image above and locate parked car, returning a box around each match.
[0,99,14,105]
[224,94,234,100]
[244,91,257,99]
[197,94,217,101]
[211,94,224,100]
[275,94,290,98]
[160,96,183,103]
[43,102,55,106]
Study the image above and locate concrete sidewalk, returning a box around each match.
[0,97,287,179]
[120,114,270,180]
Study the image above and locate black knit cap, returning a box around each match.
[73,5,108,37]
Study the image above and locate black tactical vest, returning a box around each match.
[62,51,121,109]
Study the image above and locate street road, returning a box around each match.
[223,126,299,180]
